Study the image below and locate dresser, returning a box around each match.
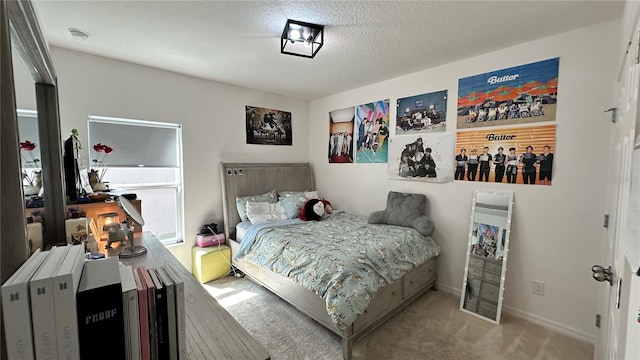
[111,232,270,360]
[463,253,502,320]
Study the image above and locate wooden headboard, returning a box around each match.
[220,162,314,241]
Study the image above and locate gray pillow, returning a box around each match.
[368,191,435,236]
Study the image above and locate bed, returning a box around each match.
[220,162,440,359]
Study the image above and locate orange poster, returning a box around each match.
[455,125,556,185]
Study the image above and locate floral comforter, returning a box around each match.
[235,211,442,330]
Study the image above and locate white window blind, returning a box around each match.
[88,116,180,168]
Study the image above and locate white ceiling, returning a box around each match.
[32,0,624,100]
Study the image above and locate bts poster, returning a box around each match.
[471,223,507,261]
[387,132,455,183]
[328,107,355,163]
[355,99,390,163]
[457,58,559,129]
[396,90,448,134]
[455,124,556,185]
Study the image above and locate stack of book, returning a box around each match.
[132,264,186,360]
[1,247,186,360]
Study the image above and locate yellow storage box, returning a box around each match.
[192,245,231,283]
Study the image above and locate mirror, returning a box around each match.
[17,110,42,196]
[2,0,64,283]
[14,47,42,201]
[460,190,514,323]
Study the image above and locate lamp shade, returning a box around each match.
[281,19,324,58]
[97,212,120,240]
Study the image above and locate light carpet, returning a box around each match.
[204,276,593,360]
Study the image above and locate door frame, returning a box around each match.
[596,8,640,358]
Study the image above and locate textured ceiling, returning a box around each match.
[32,1,624,100]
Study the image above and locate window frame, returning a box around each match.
[88,115,185,245]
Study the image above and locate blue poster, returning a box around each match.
[396,90,448,134]
[457,58,559,129]
[355,99,389,163]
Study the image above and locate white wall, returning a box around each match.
[34,47,309,269]
[10,18,621,342]
[13,51,36,109]
[308,20,620,340]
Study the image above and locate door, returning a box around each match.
[596,16,640,360]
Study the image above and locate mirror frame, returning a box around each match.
[459,189,514,324]
[1,0,64,282]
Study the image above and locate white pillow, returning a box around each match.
[279,190,319,200]
[246,201,287,224]
[235,189,278,222]
[304,191,319,200]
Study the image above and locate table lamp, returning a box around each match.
[117,196,147,258]
[97,212,119,240]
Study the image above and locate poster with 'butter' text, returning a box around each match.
[457,58,559,130]
[455,124,556,186]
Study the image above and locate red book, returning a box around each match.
[137,266,157,360]
[133,268,150,360]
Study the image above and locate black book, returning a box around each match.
[76,257,125,360]
[148,268,169,360]
[156,266,178,360]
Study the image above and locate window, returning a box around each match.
[88,116,184,245]
[17,110,41,191]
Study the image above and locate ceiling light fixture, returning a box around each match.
[281,19,323,59]
[68,28,90,41]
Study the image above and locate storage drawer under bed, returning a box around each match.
[353,280,402,332]
[403,258,437,299]
[352,257,437,333]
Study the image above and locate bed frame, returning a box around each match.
[220,162,438,360]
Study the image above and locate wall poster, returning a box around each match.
[328,107,355,163]
[471,223,505,260]
[245,106,292,145]
[396,90,448,134]
[387,132,454,183]
[355,99,390,163]
[455,124,556,185]
[457,58,559,130]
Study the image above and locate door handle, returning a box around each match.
[592,265,613,285]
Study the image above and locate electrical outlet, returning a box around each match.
[532,280,545,296]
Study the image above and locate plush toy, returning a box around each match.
[299,198,325,221]
[321,199,333,214]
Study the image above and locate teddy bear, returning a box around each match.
[299,198,332,221]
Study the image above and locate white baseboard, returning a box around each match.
[435,282,596,345]
[436,283,460,295]
[500,305,595,345]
